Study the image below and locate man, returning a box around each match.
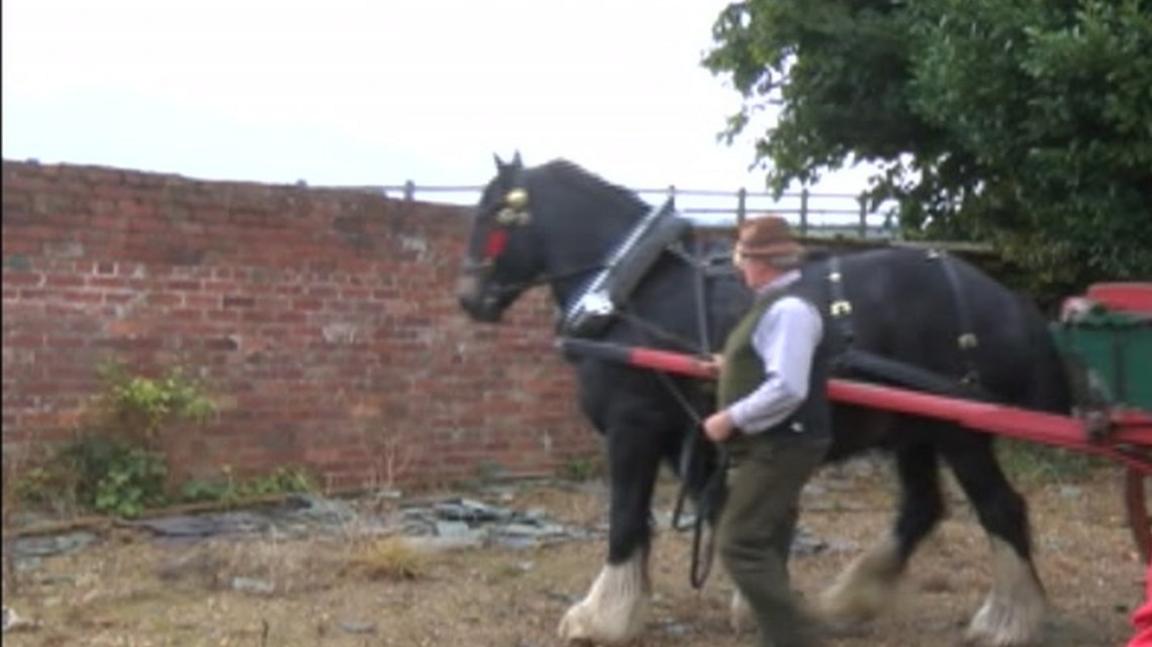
[703,215,832,647]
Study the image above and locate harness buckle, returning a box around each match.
[958,333,979,349]
[830,300,853,317]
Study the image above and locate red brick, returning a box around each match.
[1,159,590,490]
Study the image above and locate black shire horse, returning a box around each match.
[456,155,1071,647]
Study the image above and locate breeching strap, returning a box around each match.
[927,250,983,388]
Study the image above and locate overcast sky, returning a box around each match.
[2,0,875,203]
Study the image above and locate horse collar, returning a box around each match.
[561,198,689,337]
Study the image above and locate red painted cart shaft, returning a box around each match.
[828,379,1152,473]
[557,337,1152,472]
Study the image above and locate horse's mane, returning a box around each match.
[535,159,651,214]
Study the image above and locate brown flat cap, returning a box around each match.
[735,215,804,263]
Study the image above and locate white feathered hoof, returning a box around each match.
[815,537,903,626]
[729,589,755,634]
[963,538,1047,647]
[557,560,649,645]
[964,595,1045,647]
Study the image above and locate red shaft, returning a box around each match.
[629,347,718,379]
[829,379,1152,461]
[557,337,1152,471]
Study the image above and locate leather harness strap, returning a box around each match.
[928,249,983,388]
[825,249,986,395]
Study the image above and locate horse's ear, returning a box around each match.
[511,151,523,167]
[493,153,506,171]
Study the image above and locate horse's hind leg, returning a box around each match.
[942,438,1046,646]
[558,424,663,645]
[819,441,945,625]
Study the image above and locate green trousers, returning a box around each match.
[717,433,830,647]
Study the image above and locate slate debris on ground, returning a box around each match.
[5,482,836,572]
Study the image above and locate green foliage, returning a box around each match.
[705,0,1152,298]
[558,455,604,482]
[12,465,79,515]
[179,466,315,506]
[16,365,312,517]
[14,364,217,518]
[98,363,216,442]
[61,436,168,517]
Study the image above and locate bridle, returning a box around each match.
[462,185,607,299]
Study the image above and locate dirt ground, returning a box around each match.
[2,456,1146,647]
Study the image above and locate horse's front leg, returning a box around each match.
[559,423,663,645]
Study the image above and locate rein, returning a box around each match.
[462,259,607,297]
[607,236,729,591]
[651,368,724,589]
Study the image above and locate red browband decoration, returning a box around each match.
[484,229,509,259]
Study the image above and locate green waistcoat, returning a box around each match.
[718,293,778,408]
[717,285,832,439]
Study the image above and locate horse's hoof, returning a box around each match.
[963,596,1045,647]
[729,590,755,634]
[557,604,591,644]
[558,601,641,646]
[814,582,889,626]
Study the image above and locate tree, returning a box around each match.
[704,0,1152,299]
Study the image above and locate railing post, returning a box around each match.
[736,187,747,227]
[404,180,415,201]
[857,194,868,239]
[799,188,809,236]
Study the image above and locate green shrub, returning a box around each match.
[179,466,315,506]
[98,364,216,443]
[60,436,168,517]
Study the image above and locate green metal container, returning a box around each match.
[1051,307,1152,410]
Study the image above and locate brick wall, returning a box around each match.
[1,160,599,491]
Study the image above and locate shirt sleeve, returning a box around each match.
[727,295,824,434]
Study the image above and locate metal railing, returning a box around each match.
[372,182,897,238]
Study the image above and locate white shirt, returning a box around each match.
[727,271,824,434]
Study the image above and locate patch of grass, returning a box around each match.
[342,537,427,581]
[558,455,604,482]
[996,438,1106,485]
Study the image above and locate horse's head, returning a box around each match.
[457,153,546,322]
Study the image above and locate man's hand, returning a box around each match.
[703,409,736,443]
[696,354,723,379]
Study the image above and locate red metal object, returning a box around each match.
[827,379,1152,472]
[1087,282,1152,314]
[629,347,719,380]
[559,337,1152,468]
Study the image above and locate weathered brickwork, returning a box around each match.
[1,161,599,490]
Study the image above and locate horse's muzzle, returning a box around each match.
[456,274,503,322]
